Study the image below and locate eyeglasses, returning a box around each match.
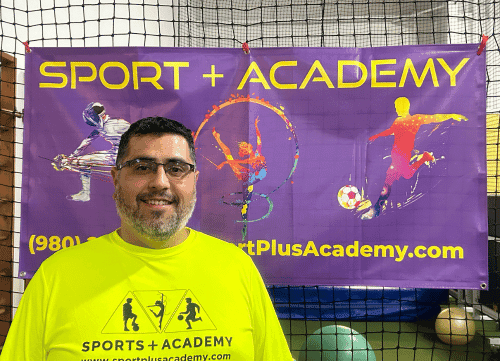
[117,158,195,179]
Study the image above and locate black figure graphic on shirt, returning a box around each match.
[179,298,202,329]
[148,293,166,329]
[123,298,139,331]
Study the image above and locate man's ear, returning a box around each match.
[111,167,119,187]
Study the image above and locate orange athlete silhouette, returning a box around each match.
[212,117,267,239]
[361,97,467,220]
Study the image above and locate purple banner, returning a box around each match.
[22,45,487,289]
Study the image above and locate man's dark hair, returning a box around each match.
[116,116,196,167]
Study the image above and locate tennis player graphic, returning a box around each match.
[52,102,130,202]
[361,97,467,220]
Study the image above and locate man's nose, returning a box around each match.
[148,165,171,189]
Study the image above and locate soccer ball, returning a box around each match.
[338,185,362,209]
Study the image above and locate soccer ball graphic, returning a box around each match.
[338,185,362,209]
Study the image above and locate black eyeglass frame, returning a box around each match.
[116,157,196,177]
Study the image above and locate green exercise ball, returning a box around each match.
[298,325,376,361]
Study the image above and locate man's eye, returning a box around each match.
[168,166,184,174]
[133,163,154,172]
[167,163,189,176]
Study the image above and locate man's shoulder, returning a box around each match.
[191,229,251,259]
[190,230,259,275]
[41,232,115,269]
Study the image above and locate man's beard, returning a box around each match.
[114,186,196,240]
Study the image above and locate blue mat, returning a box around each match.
[268,287,448,321]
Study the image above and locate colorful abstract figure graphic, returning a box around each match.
[194,95,299,241]
[51,102,130,202]
[362,97,467,220]
[212,117,267,239]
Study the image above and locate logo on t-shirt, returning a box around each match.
[102,289,216,334]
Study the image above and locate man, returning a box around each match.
[361,97,467,220]
[2,117,293,360]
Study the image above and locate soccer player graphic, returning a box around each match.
[148,293,166,329]
[179,298,202,330]
[52,102,130,202]
[123,298,139,332]
[361,97,467,220]
[212,116,267,240]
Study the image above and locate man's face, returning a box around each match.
[111,134,198,245]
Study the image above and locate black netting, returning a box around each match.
[1,1,499,359]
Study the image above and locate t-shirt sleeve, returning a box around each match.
[248,259,293,361]
[1,267,48,361]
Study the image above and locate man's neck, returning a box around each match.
[117,226,190,249]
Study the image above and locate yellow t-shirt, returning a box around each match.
[2,229,293,361]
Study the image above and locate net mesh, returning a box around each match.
[1,0,500,359]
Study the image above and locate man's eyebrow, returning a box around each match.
[167,157,191,164]
[128,156,190,163]
[132,156,155,161]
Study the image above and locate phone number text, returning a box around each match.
[28,235,86,254]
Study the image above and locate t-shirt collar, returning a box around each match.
[109,227,197,257]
